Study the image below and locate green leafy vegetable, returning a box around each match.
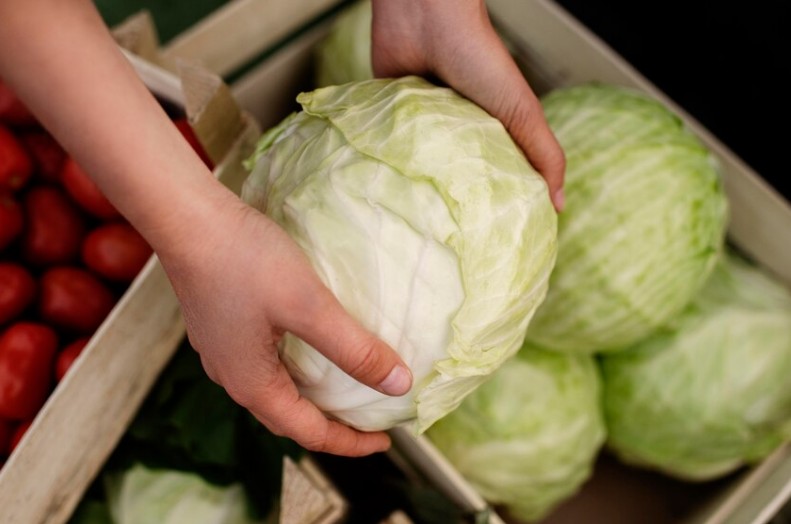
[314,0,372,87]
[243,76,557,433]
[427,345,605,521]
[601,251,791,481]
[524,83,729,354]
[71,344,302,523]
[103,463,259,524]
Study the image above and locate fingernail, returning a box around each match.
[378,365,412,396]
[553,188,565,212]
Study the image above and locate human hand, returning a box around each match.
[157,194,413,456]
[371,0,566,211]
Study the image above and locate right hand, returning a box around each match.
[157,193,413,456]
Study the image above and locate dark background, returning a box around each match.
[554,0,788,199]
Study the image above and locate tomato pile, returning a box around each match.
[0,78,212,465]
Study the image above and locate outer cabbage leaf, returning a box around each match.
[601,252,791,481]
[243,76,557,432]
[427,345,605,522]
[524,83,729,353]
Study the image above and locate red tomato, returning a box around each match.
[0,79,36,127]
[0,418,11,455]
[0,322,57,420]
[19,130,65,183]
[0,191,23,252]
[55,337,89,382]
[81,223,152,282]
[59,157,119,220]
[0,125,33,191]
[0,263,36,326]
[174,118,213,169]
[8,420,32,454]
[38,267,115,334]
[21,186,86,267]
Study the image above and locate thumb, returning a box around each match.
[277,282,413,397]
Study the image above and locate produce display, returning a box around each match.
[308,7,791,519]
[5,3,791,523]
[0,77,211,467]
[242,75,558,433]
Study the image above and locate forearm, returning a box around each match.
[0,0,234,257]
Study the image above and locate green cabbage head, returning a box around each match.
[427,345,605,522]
[314,0,372,87]
[242,76,558,433]
[601,251,791,481]
[104,463,256,524]
[524,83,729,354]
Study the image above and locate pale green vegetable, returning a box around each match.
[602,252,791,481]
[427,345,605,522]
[314,0,372,87]
[524,83,729,354]
[243,76,557,432]
[104,463,258,524]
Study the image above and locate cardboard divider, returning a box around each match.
[178,60,246,167]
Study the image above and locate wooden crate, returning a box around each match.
[32,1,788,523]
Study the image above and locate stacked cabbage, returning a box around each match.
[524,84,729,353]
[242,76,557,433]
[305,0,791,517]
[602,252,791,481]
[427,345,605,521]
[421,83,787,521]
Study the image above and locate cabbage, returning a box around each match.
[242,76,557,432]
[524,83,729,354]
[314,0,372,87]
[103,463,257,524]
[426,345,605,522]
[601,252,791,481]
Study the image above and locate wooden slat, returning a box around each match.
[388,428,506,524]
[161,0,339,77]
[229,21,330,130]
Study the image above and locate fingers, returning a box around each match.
[500,94,567,211]
[277,279,413,398]
[235,358,392,457]
[447,47,566,211]
[414,2,566,211]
